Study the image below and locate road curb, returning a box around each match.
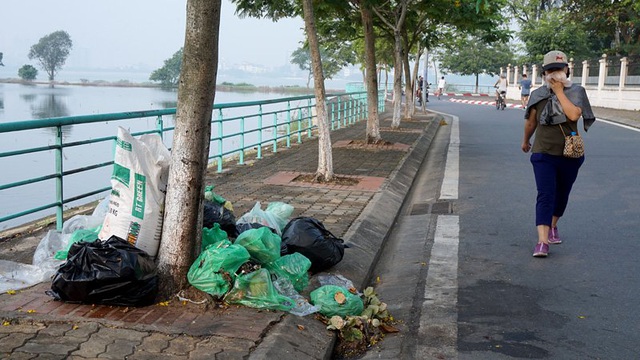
[249,115,442,360]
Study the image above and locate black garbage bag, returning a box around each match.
[203,200,237,237]
[281,217,346,273]
[48,236,158,307]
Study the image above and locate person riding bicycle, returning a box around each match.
[494,73,508,103]
[437,76,446,99]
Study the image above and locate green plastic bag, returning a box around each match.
[204,185,226,205]
[187,244,250,297]
[265,253,311,292]
[235,227,281,264]
[201,223,229,252]
[54,227,101,260]
[310,285,364,317]
[224,268,294,311]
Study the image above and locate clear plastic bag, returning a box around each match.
[237,201,293,236]
[273,277,320,317]
[224,268,294,311]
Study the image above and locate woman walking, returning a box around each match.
[521,50,596,257]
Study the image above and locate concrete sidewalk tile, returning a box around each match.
[135,332,172,353]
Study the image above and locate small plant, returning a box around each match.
[325,287,398,359]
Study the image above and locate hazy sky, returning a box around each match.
[0,0,305,71]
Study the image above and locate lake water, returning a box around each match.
[0,82,311,231]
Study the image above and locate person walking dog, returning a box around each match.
[521,50,596,257]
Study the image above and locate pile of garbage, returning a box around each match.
[186,188,351,315]
[1,127,369,320]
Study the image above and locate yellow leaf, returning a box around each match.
[26,309,36,314]
[72,325,79,330]
[297,325,305,331]
[376,276,381,283]
[2,321,10,326]
[334,291,347,305]
[578,315,586,319]
[6,290,16,295]
[157,301,170,306]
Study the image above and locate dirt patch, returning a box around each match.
[349,139,395,146]
[293,174,360,186]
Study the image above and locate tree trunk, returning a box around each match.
[391,29,403,129]
[475,73,479,94]
[384,66,389,101]
[361,3,381,144]
[156,0,221,300]
[302,0,333,182]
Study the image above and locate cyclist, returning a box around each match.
[494,73,508,105]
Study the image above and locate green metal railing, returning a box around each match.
[0,90,385,232]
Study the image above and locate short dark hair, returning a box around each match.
[522,74,527,77]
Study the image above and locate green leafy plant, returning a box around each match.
[325,286,397,358]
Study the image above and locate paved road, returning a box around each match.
[364,99,640,359]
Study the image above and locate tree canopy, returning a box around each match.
[510,0,640,62]
[439,32,514,91]
[150,48,184,86]
[290,44,355,88]
[28,30,72,81]
[18,64,38,81]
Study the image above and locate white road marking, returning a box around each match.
[596,118,640,132]
[440,115,459,200]
[417,215,460,359]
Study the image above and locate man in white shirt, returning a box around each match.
[494,74,508,102]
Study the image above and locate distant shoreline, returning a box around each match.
[0,78,342,94]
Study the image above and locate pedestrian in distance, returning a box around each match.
[519,73,532,109]
[521,50,596,257]
[437,76,446,100]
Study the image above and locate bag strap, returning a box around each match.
[558,122,579,137]
[558,124,567,137]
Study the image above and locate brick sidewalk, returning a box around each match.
[0,109,440,359]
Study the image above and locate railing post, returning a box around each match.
[272,113,278,153]
[331,101,336,130]
[217,109,224,172]
[522,64,528,78]
[582,60,589,87]
[286,101,291,148]
[337,97,344,127]
[513,65,519,87]
[156,115,164,140]
[55,125,64,231]
[297,108,302,144]
[531,65,538,87]
[239,116,245,165]
[568,58,574,81]
[506,64,512,85]
[619,57,628,89]
[307,99,312,138]
[598,54,607,90]
[258,104,263,158]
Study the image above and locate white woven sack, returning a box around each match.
[98,127,170,257]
